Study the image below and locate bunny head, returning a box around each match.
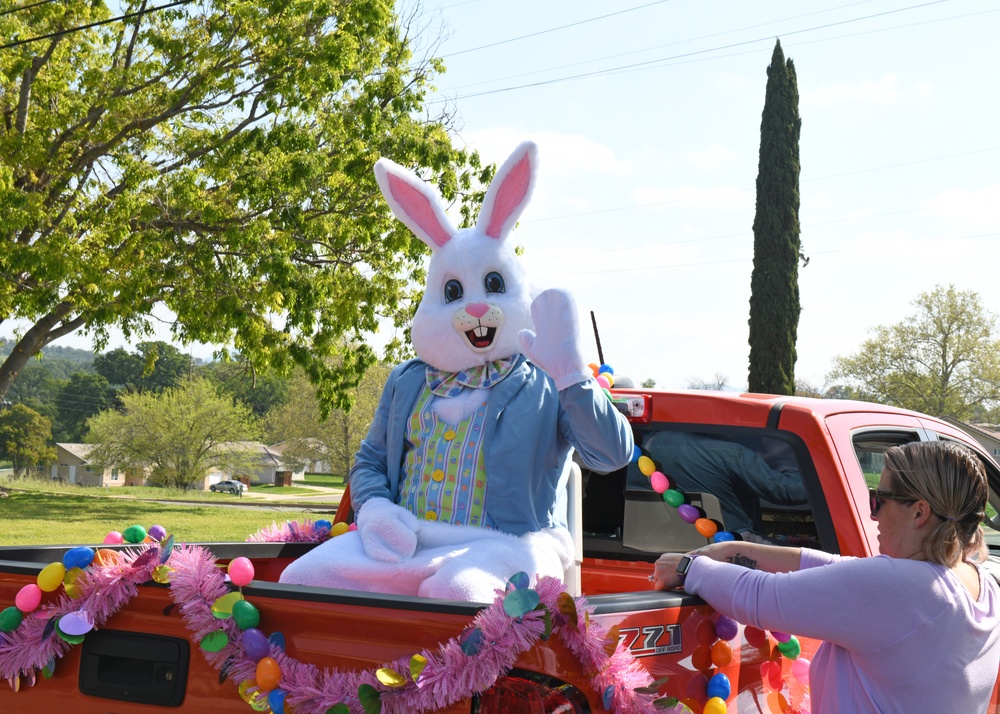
[374,142,538,373]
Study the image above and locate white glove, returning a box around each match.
[357,497,420,563]
[518,289,591,390]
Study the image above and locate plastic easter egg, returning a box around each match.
[680,698,700,713]
[791,657,811,684]
[637,456,656,477]
[37,562,66,593]
[685,673,708,700]
[331,522,349,537]
[102,531,124,545]
[706,672,731,701]
[15,584,42,613]
[232,600,261,630]
[649,471,669,493]
[268,688,288,714]
[314,519,332,533]
[766,690,789,713]
[695,518,718,538]
[663,489,685,507]
[596,375,611,390]
[777,635,801,659]
[248,691,270,712]
[148,525,167,541]
[0,606,24,632]
[228,557,255,587]
[255,656,281,691]
[348,522,358,531]
[94,549,122,567]
[242,628,270,661]
[55,620,86,644]
[711,639,733,667]
[713,530,736,543]
[744,625,768,649]
[122,525,147,543]
[588,363,600,377]
[62,546,95,570]
[703,697,728,714]
[630,445,641,463]
[714,615,738,641]
[58,611,94,636]
[63,567,85,599]
[211,591,244,618]
[238,679,256,702]
[691,644,713,671]
[599,363,614,375]
[677,504,700,524]
[771,630,791,643]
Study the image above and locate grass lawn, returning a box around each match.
[302,473,346,488]
[0,491,328,545]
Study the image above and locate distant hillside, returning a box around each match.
[0,338,95,368]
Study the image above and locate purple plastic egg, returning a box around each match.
[242,627,270,661]
[148,525,167,541]
[714,615,739,641]
[677,504,700,524]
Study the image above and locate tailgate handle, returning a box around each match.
[79,629,189,706]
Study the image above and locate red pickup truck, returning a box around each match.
[2,388,999,713]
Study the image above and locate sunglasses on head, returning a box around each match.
[869,488,917,517]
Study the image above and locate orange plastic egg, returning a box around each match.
[255,656,281,691]
[711,639,733,667]
[695,518,719,538]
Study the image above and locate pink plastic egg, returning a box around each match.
[15,584,42,613]
[227,557,255,587]
[650,471,669,493]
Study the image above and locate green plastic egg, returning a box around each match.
[232,599,261,630]
[123,525,147,544]
[0,606,24,632]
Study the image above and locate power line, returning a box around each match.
[445,0,673,57]
[0,0,61,19]
[439,0,952,101]
[0,0,194,51]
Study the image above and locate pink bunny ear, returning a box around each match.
[374,158,456,249]
[478,141,538,240]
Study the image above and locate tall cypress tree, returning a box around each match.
[748,39,802,395]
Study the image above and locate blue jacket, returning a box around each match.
[350,355,635,536]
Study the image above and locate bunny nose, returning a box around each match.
[465,303,489,318]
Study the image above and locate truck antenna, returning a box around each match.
[590,310,605,366]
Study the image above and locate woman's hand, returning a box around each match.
[651,552,686,590]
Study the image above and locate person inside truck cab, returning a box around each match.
[629,431,808,538]
[652,440,1000,714]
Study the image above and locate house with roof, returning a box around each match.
[269,438,333,474]
[941,418,1000,460]
[49,443,140,487]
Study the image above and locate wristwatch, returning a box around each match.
[676,555,698,584]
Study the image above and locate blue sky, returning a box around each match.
[47,0,1000,393]
[409,0,1000,390]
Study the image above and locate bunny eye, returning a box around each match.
[484,272,505,294]
[444,279,464,303]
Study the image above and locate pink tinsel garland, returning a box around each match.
[165,544,681,714]
[0,545,163,682]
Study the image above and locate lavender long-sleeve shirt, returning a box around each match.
[686,549,1000,713]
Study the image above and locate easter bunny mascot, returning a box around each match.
[279,142,634,601]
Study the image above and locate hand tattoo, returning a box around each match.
[728,553,757,570]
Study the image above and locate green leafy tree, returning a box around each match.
[748,39,803,396]
[199,360,290,418]
[829,285,1000,419]
[94,342,190,394]
[264,363,390,476]
[0,0,489,412]
[0,404,56,477]
[86,378,258,489]
[54,372,116,442]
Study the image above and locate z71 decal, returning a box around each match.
[619,624,682,657]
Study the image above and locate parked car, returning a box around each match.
[209,479,246,495]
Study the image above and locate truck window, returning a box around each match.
[581,426,823,558]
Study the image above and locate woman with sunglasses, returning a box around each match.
[651,440,1000,713]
